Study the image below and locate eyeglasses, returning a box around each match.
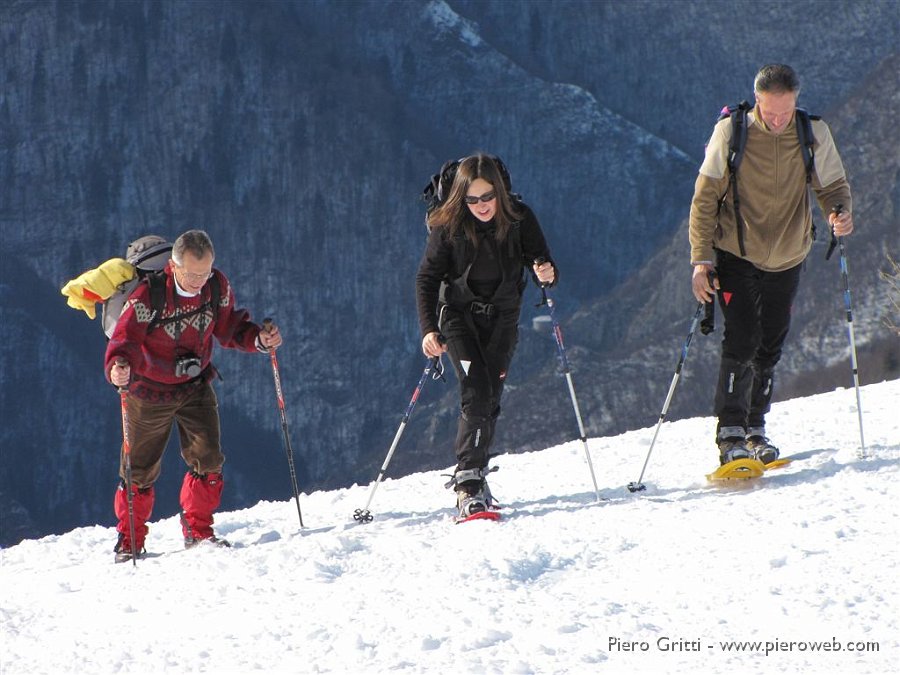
[176,266,213,283]
[464,190,496,205]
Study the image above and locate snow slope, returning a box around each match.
[2,380,898,675]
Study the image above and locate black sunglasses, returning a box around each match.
[464,190,496,205]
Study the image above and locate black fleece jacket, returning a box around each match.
[415,203,557,337]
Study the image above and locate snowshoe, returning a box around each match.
[114,549,140,564]
[184,535,231,549]
[707,457,766,482]
[455,509,501,524]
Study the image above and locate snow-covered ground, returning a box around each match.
[2,379,898,674]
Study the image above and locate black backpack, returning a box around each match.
[102,235,220,338]
[718,101,818,256]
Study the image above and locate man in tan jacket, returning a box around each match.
[689,64,854,465]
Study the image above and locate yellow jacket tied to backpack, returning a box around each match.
[61,257,136,319]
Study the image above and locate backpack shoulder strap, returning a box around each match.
[726,100,752,174]
[146,271,168,329]
[208,272,221,322]
[795,108,817,184]
[795,108,830,255]
[723,101,752,257]
[507,218,522,259]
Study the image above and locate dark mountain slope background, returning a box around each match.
[1,0,897,545]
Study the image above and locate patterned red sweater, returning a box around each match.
[105,267,262,400]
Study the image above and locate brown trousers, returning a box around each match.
[120,382,225,487]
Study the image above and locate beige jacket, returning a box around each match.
[689,105,852,271]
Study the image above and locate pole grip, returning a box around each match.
[826,203,843,260]
[533,257,549,305]
[113,357,131,391]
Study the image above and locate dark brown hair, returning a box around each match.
[426,154,523,244]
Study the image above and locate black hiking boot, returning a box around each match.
[746,428,780,465]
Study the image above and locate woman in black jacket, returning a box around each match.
[416,154,557,518]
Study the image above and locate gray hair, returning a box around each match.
[172,229,215,265]
[754,64,801,96]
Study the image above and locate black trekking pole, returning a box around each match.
[263,319,304,527]
[827,205,866,459]
[535,260,601,502]
[116,363,137,567]
[353,354,444,523]
[627,295,713,493]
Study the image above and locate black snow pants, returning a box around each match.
[713,249,803,433]
[440,305,519,472]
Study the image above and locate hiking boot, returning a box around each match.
[184,534,231,549]
[448,467,494,518]
[114,548,139,564]
[457,483,488,518]
[113,533,144,564]
[717,426,751,465]
[746,432,780,465]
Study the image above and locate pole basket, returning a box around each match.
[353,508,374,523]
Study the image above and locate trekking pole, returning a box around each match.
[263,319,304,527]
[827,205,866,459]
[627,297,712,492]
[535,260,601,502]
[354,354,444,523]
[116,360,137,567]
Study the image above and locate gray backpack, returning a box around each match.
[101,235,172,338]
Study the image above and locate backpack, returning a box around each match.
[100,235,220,338]
[718,101,818,257]
[421,155,516,230]
[98,236,172,338]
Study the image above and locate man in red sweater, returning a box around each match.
[106,229,283,563]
